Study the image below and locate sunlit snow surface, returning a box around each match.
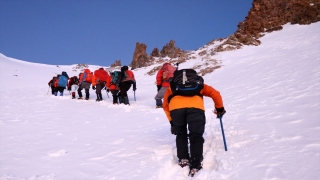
[0,22,319,180]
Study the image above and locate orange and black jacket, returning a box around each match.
[162,84,224,122]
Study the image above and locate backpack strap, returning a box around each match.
[167,92,177,104]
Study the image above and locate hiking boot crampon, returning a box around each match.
[178,159,189,168]
[188,165,202,177]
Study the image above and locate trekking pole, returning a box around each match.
[175,62,180,70]
[47,86,50,95]
[134,91,136,101]
[219,117,228,151]
[106,90,109,98]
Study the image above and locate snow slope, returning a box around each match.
[0,22,319,180]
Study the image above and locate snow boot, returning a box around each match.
[112,95,118,104]
[60,92,63,96]
[96,93,101,102]
[123,96,129,105]
[188,158,203,177]
[98,93,103,101]
[178,159,189,168]
[118,96,124,104]
[156,99,162,107]
[188,165,202,177]
[78,97,83,100]
[72,92,76,99]
[54,92,58,96]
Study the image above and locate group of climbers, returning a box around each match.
[47,62,226,177]
[48,65,136,105]
[48,71,69,96]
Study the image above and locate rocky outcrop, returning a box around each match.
[151,48,160,57]
[130,40,185,69]
[238,0,319,40]
[110,60,121,67]
[160,40,184,58]
[215,0,320,51]
[72,64,89,72]
[130,42,150,70]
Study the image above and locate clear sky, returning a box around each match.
[0,0,253,66]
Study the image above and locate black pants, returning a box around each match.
[119,82,132,97]
[55,86,65,93]
[78,82,91,99]
[95,83,105,100]
[111,90,119,103]
[78,87,90,99]
[170,108,205,166]
[95,83,105,94]
[50,86,55,94]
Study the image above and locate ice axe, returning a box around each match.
[219,116,228,151]
[213,109,228,151]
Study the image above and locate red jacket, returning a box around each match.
[106,75,118,90]
[79,69,92,83]
[92,68,110,86]
[156,69,170,87]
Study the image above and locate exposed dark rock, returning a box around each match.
[213,0,320,52]
[130,42,151,70]
[110,60,121,67]
[160,40,184,58]
[151,48,160,57]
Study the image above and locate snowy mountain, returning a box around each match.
[0,22,319,180]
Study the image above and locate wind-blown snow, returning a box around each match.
[0,22,319,180]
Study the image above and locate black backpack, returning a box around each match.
[168,69,204,103]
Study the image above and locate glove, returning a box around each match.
[92,86,96,90]
[157,85,162,92]
[106,89,110,93]
[215,107,226,118]
[67,87,71,91]
[170,121,177,135]
[102,86,106,90]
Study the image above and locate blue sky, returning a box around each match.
[0,0,252,67]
